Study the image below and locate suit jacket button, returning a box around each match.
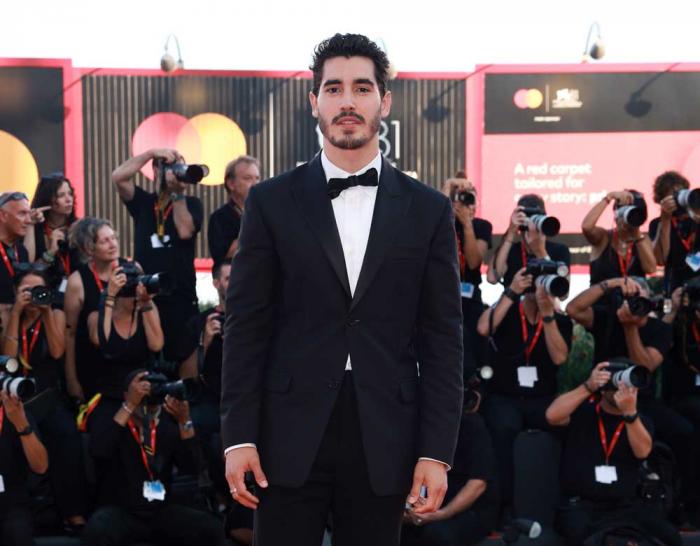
[346,318,360,327]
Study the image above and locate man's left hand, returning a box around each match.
[406,460,448,515]
[614,384,638,415]
[164,395,190,424]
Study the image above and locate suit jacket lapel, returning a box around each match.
[291,154,352,299]
[350,159,412,312]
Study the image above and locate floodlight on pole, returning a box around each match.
[582,22,605,62]
[161,34,184,73]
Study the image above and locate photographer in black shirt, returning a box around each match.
[207,156,260,265]
[487,194,570,288]
[2,268,87,532]
[401,377,499,546]
[649,171,700,293]
[0,192,33,321]
[112,149,204,363]
[81,370,224,546]
[441,174,492,379]
[0,390,48,546]
[547,362,680,546]
[477,266,572,518]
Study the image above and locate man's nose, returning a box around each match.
[338,89,356,110]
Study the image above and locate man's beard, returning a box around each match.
[319,110,381,150]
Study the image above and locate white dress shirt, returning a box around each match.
[225,152,449,469]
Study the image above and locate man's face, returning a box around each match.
[309,56,391,152]
[0,199,31,237]
[227,163,260,204]
[213,264,231,301]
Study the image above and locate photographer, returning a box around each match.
[649,171,700,292]
[1,268,87,532]
[441,174,492,379]
[64,218,121,401]
[207,156,260,265]
[581,190,655,285]
[0,193,33,318]
[546,362,680,546]
[87,263,164,402]
[487,194,570,288]
[401,377,499,546]
[0,390,48,546]
[477,266,572,519]
[81,370,224,546]
[112,149,203,362]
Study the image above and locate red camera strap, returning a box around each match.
[89,262,106,292]
[455,231,465,276]
[127,418,157,481]
[672,218,695,253]
[0,406,4,436]
[21,320,42,372]
[0,243,16,278]
[154,199,173,239]
[596,403,626,464]
[519,302,543,365]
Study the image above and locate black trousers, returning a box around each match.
[190,392,229,501]
[556,497,681,546]
[154,295,199,362]
[80,504,225,546]
[0,503,34,546]
[33,396,87,519]
[254,372,407,546]
[481,394,554,505]
[400,509,490,546]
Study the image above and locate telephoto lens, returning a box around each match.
[0,373,36,400]
[602,360,650,390]
[675,188,700,211]
[518,207,560,236]
[615,205,646,228]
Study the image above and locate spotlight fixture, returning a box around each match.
[582,22,605,62]
[161,34,184,73]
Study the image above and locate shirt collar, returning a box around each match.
[320,150,383,184]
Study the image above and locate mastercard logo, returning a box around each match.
[132,112,247,186]
[0,130,39,199]
[513,89,544,110]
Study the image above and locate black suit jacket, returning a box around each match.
[221,155,464,496]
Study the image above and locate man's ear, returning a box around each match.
[380,90,392,119]
[309,91,319,119]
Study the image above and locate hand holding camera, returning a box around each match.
[659,194,679,220]
[163,395,190,425]
[613,383,638,415]
[585,362,612,392]
[535,284,555,316]
[47,227,67,256]
[107,266,128,298]
[125,371,152,409]
[203,312,223,350]
[509,267,533,295]
[0,390,30,432]
[607,191,634,206]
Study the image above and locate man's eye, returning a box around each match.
[326,87,340,94]
[357,87,371,93]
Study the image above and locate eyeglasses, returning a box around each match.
[0,192,29,208]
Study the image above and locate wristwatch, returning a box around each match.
[170,192,186,202]
[503,288,520,303]
[542,314,556,324]
[17,424,34,436]
[622,412,639,424]
[180,420,194,431]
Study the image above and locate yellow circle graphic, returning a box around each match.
[0,131,39,200]
[176,113,247,186]
[526,89,544,109]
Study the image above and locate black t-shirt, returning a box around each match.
[125,187,203,302]
[0,411,37,508]
[208,202,241,266]
[560,399,653,502]
[89,402,199,514]
[448,412,499,520]
[455,218,492,301]
[589,306,672,378]
[665,317,700,398]
[0,241,29,304]
[589,230,646,285]
[488,304,573,396]
[34,222,81,292]
[187,308,223,397]
[649,215,700,291]
[19,317,61,394]
[502,240,571,288]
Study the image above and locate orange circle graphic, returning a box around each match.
[0,130,39,199]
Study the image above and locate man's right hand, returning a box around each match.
[202,313,222,350]
[510,207,526,231]
[225,446,268,509]
[509,267,533,295]
[125,371,151,409]
[660,194,678,220]
[150,148,183,164]
[586,362,612,392]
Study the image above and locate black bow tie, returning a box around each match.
[327,168,378,199]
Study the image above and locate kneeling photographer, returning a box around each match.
[476,261,573,521]
[401,375,499,546]
[547,361,680,546]
[2,267,87,532]
[0,386,48,546]
[82,370,224,546]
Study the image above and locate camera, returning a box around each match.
[0,355,35,400]
[525,258,570,297]
[157,160,210,185]
[148,358,181,379]
[29,285,53,306]
[674,188,700,212]
[118,262,172,298]
[143,372,199,403]
[601,360,650,391]
[518,207,560,237]
[450,188,476,206]
[626,294,652,317]
[613,191,647,228]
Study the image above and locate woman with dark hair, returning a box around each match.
[63,218,121,401]
[1,267,87,532]
[581,189,655,285]
[26,173,81,297]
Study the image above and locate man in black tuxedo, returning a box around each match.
[221,33,464,546]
